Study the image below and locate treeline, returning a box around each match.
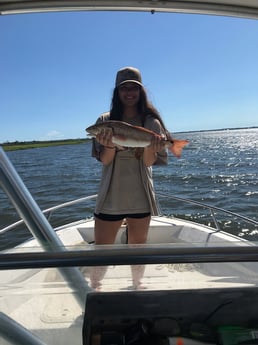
[1,138,90,151]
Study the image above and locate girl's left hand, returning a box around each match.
[148,135,165,152]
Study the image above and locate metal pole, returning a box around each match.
[0,312,46,345]
[0,147,91,307]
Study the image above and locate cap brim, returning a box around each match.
[117,80,143,87]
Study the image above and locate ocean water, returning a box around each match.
[0,128,258,249]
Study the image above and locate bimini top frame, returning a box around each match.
[0,0,258,19]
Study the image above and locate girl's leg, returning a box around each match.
[94,217,124,244]
[126,215,151,289]
[126,215,150,244]
[90,217,123,289]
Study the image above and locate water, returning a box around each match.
[1,128,258,248]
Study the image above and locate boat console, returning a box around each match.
[83,287,258,345]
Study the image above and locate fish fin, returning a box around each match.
[169,139,189,158]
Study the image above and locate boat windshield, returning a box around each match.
[1,4,258,344]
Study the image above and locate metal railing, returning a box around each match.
[2,244,258,271]
[0,194,98,235]
[1,191,258,236]
[156,192,258,229]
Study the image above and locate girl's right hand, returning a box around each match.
[96,128,115,148]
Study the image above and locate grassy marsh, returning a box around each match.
[1,139,89,151]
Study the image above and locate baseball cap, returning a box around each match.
[115,67,143,87]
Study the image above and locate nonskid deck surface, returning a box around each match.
[2,243,257,342]
[1,262,257,345]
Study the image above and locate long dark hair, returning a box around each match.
[109,86,171,139]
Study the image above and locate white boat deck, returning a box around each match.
[1,216,258,345]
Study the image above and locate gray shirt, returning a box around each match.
[92,113,168,216]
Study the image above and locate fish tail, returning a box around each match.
[169,139,189,158]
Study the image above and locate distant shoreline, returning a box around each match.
[1,139,90,152]
[1,126,257,151]
[175,126,258,134]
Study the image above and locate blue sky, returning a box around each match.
[1,10,258,142]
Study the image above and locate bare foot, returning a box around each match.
[90,266,107,291]
[91,282,102,291]
[133,281,147,290]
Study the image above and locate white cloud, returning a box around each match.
[40,130,65,141]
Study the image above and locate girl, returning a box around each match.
[90,67,169,290]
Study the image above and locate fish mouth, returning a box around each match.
[85,126,94,134]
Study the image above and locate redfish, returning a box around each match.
[86,120,189,158]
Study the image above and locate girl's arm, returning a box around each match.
[96,130,116,166]
[143,136,165,167]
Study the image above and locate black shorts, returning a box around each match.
[94,212,151,222]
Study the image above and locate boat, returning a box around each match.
[1,1,258,345]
